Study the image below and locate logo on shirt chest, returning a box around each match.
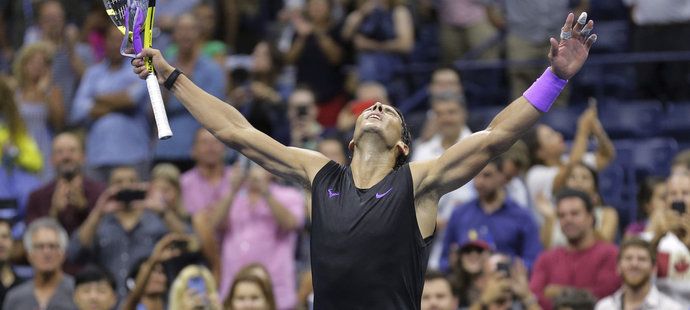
[327,188,340,198]
[375,187,393,199]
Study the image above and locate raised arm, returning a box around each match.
[132,50,329,188]
[412,13,597,199]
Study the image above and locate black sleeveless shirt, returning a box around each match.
[310,161,432,309]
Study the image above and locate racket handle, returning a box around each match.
[146,74,173,140]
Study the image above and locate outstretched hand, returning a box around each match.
[549,12,597,80]
[131,48,175,84]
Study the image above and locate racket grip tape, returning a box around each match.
[146,74,173,140]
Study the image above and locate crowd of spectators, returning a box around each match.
[0,0,689,309]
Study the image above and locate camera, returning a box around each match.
[115,189,147,205]
[496,262,511,277]
[188,276,206,294]
[296,105,309,118]
[671,201,686,214]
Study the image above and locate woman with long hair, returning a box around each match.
[12,42,64,178]
[168,264,220,310]
[224,267,276,310]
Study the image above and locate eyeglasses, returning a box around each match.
[32,242,61,251]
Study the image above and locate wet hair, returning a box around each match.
[618,237,656,264]
[75,264,117,291]
[555,188,594,214]
[393,106,411,169]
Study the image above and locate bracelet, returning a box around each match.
[523,67,567,112]
[164,68,183,90]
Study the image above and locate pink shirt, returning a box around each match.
[439,0,487,27]
[218,184,305,310]
[529,241,621,310]
[181,166,234,215]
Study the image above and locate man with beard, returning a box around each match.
[595,238,683,310]
[26,132,106,234]
[529,188,621,309]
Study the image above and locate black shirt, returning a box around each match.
[311,161,432,310]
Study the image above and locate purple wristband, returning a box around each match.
[523,68,568,112]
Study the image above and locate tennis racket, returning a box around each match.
[103,0,172,140]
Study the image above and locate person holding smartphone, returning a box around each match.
[68,166,189,298]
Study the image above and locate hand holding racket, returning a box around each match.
[103,0,172,140]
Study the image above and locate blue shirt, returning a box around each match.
[440,197,542,272]
[154,55,226,161]
[71,59,150,167]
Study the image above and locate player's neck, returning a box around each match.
[350,143,395,189]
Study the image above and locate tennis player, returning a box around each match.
[132,12,597,310]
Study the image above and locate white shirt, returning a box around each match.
[623,0,690,25]
[595,286,684,310]
[656,232,690,308]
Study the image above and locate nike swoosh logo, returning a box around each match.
[376,187,393,199]
[328,188,340,198]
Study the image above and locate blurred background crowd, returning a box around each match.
[0,0,689,309]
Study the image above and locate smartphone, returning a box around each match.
[171,240,188,251]
[496,262,511,277]
[115,189,147,204]
[188,276,206,294]
[671,201,686,214]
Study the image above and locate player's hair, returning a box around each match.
[393,106,411,170]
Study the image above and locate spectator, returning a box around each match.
[12,42,64,178]
[219,1,280,55]
[623,0,690,101]
[224,272,277,310]
[625,177,666,238]
[285,0,346,127]
[180,128,233,215]
[482,0,586,105]
[336,81,389,140]
[467,254,539,310]
[26,132,106,235]
[68,167,188,297]
[155,14,227,172]
[149,0,201,51]
[530,189,621,310]
[648,173,690,307]
[73,264,118,310]
[0,77,43,226]
[24,0,93,114]
[168,264,221,310]
[414,68,467,143]
[500,141,531,210]
[671,150,690,176]
[121,234,194,310]
[317,137,348,165]
[70,25,151,183]
[448,229,492,308]
[229,40,286,143]
[441,157,541,272]
[149,163,190,228]
[341,0,413,87]
[201,163,304,310]
[287,87,323,150]
[0,218,24,306]
[421,270,459,310]
[3,218,76,309]
[524,103,615,206]
[437,0,499,64]
[412,88,475,270]
[538,162,619,248]
[595,238,683,310]
[163,3,227,64]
